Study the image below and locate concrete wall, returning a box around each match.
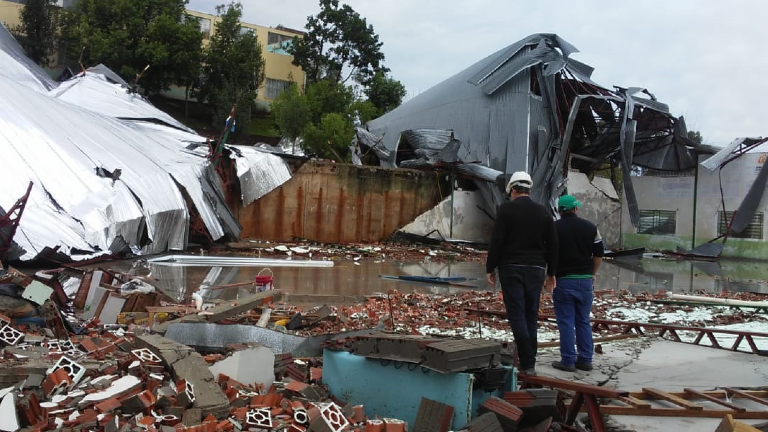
[567,172,622,248]
[401,190,495,243]
[231,161,441,243]
[621,152,768,259]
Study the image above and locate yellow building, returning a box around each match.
[0,0,24,28]
[184,9,306,106]
[0,2,306,105]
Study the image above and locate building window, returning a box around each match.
[718,211,764,239]
[199,18,211,40]
[265,78,292,99]
[267,32,293,55]
[637,210,676,235]
[240,26,254,36]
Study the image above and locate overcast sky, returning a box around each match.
[187,0,767,146]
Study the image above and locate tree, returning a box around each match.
[364,71,406,118]
[289,0,387,86]
[304,79,355,124]
[10,0,59,67]
[60,0,202,95]
[195,2,266,138]
[303,113,355,161]
[271,83,310,145]
[687,130,704,144]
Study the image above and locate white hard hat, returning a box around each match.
[506,171,533,194]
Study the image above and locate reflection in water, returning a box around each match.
[107,256,768,303]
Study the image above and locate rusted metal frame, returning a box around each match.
[598,406,768,419]
[583,394,607,432]
[0,181,33,262]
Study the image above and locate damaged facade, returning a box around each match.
[355,33,701,244]
[0,23,292,262]
[622,137,768,259]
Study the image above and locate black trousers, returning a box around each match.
[498,264,545,370]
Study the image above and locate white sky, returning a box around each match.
[187,0,768,146]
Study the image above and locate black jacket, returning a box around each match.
[485,196,558,275]
[554,213,604,277]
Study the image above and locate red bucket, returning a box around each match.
[254,268,273,292]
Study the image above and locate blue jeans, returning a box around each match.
[553,278,594,365]
[498,265,545,370]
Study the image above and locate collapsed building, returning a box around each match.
[0,23,291,262]
[355,33,703,245]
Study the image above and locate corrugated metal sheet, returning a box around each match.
[362,33,699,226]
[227,145,292,207]
[0,23,249,260]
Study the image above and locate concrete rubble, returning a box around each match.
[0,260,765,432]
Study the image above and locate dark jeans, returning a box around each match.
[553,278,594,365]
[498,265,545,370]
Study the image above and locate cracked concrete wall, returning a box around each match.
[567,172,621,248]
[621,153,768,258]
[401,190,495,243]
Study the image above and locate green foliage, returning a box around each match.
[195,2,266,138]
[303,113,355,161]
[687,130,704,144]
[304,79,354,124]
[60,0,202,95]
[10,0,59,67]
[271,83,310,141]
[289,0,387,86]
[365,71,406,115]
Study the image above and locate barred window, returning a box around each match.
[637,210,676,235]
[718,211,764,239]
[265,78,292,99]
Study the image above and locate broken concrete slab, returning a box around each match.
[0,392,19,432]
[21,280,54,306]
[134,333,229,419]
[208,344,275,390]
[205,290,282,323]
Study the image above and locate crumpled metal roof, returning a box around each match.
[227,145,292,207]
[361,33,698,226]
[0,23,274,261]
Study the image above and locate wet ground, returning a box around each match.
[99,254,768,304]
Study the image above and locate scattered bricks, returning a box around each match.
[286,380,309,394]
[0,313,10,327]
[135,334,229,419]
[204,291,280,323]
[515,388,561,427]
[289,425,307,432]
[175,379,195,408]
[246,408,273,428]
[308,402,350,432]
[351,405,366,424]
[47,356,86,387]
[42,368,73,397]
[383,418,406,432]
[422,339,501,373]
[365,420,384,432]
[478,396,522,432]
[464,412,503,432]
[310,367,322,382]
[131,348,162,364]
[0,324,24,346]
[79,337,101,353]
[95,397,122,413]
[412,397,454,432]
[121,389,156,415]
[136,415,156,429]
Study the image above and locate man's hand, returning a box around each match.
[487,272,496,287]
[544,275,556,290]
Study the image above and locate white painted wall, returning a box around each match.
[401,190,494,243]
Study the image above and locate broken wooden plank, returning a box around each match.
[723,388,768,408]
[684,388,746,412]
[643,388,704,410]
[618,396,652,409]
[598,406,768,419]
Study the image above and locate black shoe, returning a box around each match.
[519,367,537,376]
[575,362,593,371]
[551,361,576,372]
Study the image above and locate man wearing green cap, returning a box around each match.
[551,194,603,373]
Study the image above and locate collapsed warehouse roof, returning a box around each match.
[0,23,289,262]
[358,33,701,224]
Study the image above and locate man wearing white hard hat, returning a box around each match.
[486,171,558,376]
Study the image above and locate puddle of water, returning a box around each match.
[100,256,768,303]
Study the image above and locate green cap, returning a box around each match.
[558,195,582,211]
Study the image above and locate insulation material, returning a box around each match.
[227,146,292,207]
